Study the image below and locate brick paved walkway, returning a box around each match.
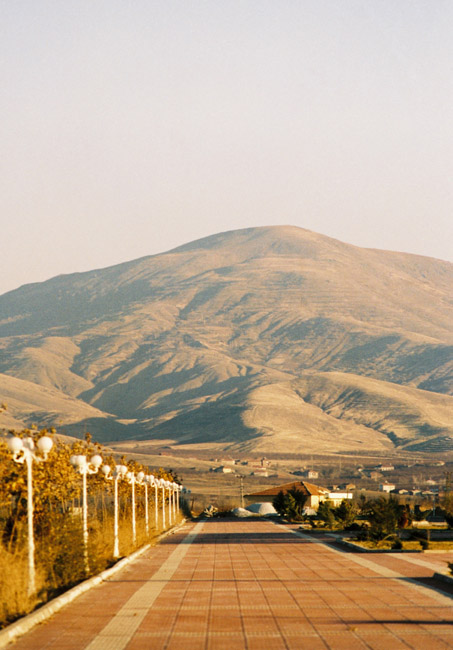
[10,519,453,649]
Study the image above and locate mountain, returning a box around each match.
[1,226,452,454]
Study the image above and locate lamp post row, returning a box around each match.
[6,434,186,596]
[99,463,183,558]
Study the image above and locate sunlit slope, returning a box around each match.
[0,226,452,451]
[240,373,453,454]
[0,373,104,429]
[131,372,453,454]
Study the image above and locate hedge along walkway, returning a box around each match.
[8,518,453,650]
[0,519,188,648]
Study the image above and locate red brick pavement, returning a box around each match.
[9,519,453,649]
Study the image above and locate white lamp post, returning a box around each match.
[136,471,149,536]
[101,464,127,558]
[159,479,166,529]
[172,482,177,520]
[165,481,172,526]
[126,471,137,545]
[150,475,159,529]
[170,482,175,523]
[7,434,53,597]
[70,453,103,572]
[148,475,154,531]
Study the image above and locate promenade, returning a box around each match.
[10,518,453,649]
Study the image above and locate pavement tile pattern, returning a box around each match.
[10,519,453,649]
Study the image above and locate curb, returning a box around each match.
[0,519,187,648]
[338,538,424,553]
[433,571,453,586]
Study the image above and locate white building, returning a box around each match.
[211,466,234,474]
[379,482,396,493]
[327,492,353,507]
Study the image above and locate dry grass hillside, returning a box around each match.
[0,226,452,453]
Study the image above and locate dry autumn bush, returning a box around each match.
[0,430,183,628]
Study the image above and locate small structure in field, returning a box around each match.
[210,466,234,474]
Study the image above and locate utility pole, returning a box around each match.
[238,475,244,508]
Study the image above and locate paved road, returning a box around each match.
[10,519,453,649]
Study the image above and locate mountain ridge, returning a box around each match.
[1,226,452,453]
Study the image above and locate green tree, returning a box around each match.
[273,491,286,516]
[334,500,358,528]
[272,489,308,520]
[367,496,401,541]
[317,501,336,528]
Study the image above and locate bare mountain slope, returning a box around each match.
[0,226,452,453]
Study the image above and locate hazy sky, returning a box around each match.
[2,1,453,295]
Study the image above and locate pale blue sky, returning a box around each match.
[1,1,452,295]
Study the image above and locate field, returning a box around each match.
[109,441,453,514]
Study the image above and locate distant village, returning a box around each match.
[208,455,450,503]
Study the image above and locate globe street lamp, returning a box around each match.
[126,471,137,545]
[164,481,171,526]
[166,481,174,526]
[7,434,53,597]
[172,482,178,520]
[149,474,159,529]
[159,478,166,529]
[101,464,127,558]
[136,471,149,536]
[170,482,176,523]
[147,475,155,532]
[69,453,103,572]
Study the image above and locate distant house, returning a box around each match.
[211,466,233,474]
[252,468,269,477]
[376,465,394,472]
[244,481,351,511]
[245,481,328,509]
[379,482,396,493]
[303,470,319,479]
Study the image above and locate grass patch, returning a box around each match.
[351,539,453,551]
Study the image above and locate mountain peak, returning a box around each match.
[170,225,341,259]
[1,226,452,453]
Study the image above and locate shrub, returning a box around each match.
[272,489,308,521]
[334,500,358,528]
[367,497,401,541]
[317,501,336,528]
[354,525,370,541]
